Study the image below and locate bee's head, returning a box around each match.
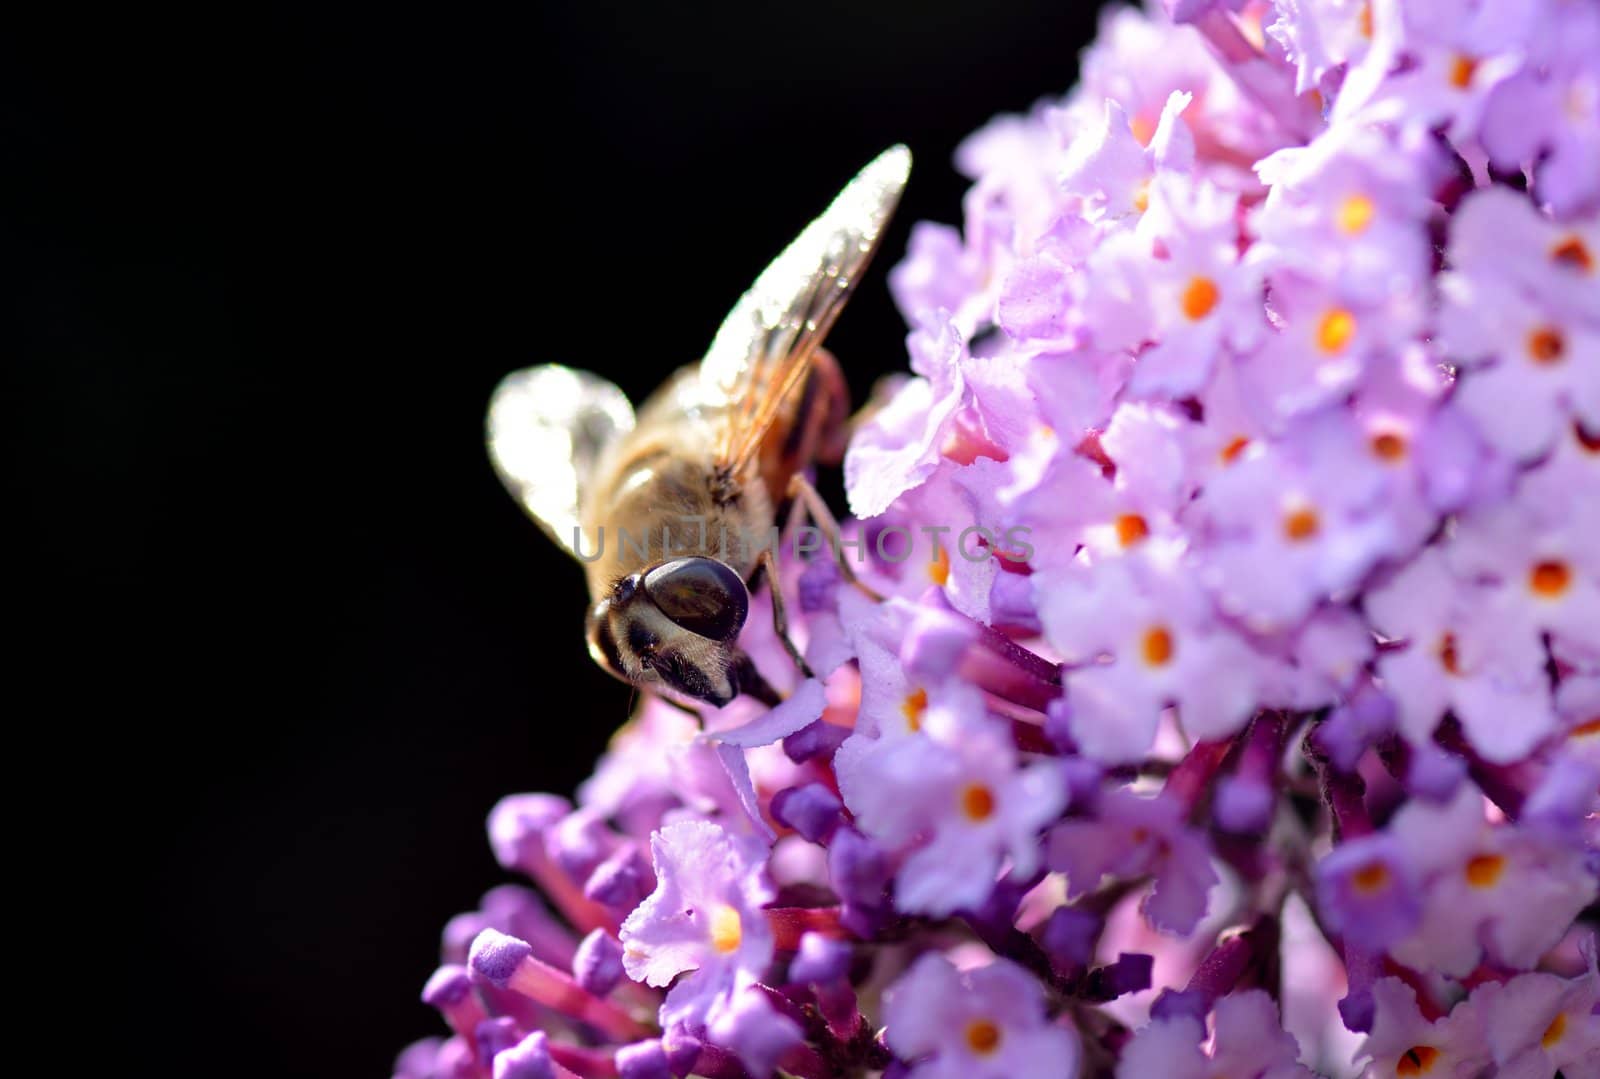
[585,557,751,707]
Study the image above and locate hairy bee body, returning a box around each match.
[487,147,908,706]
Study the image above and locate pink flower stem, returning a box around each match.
[767,905,846,950]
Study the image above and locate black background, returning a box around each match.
[10,3,1100,1074]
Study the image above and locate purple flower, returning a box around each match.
[1048,787,1218,935]
[1038,544,1261,762]
[1356,976,1493,1078]
[406,3,1600,1075]
[1118,989,1311,1078]
[1365,546,1554,763]
[1314,832,1422,951]
[835,683,1065,916]
[882,953,1079,1079]
[619,821,775,1032]
[1483,959,1600,1077]
[1382,784,1597,978]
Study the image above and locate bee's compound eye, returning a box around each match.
[586,600,627,679]
[642,557,749,641]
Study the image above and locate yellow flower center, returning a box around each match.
[1338,193,1376,235]
[1181,275,1220,321]
[709,905,743,954]
[1464,853,1505,889]
[1397,1045,1440,1076]
[965,1018,1003,1055]
[1316,308,1358,354]
[1142,626,1175,667]
[1530,559,1572,598]
[1542,1011,1567,1048]
[1115,513,1150,548]
[1133,179,1151,214]
[960,783,997,822]
[929,544,950,586]
[1527,326,1566,365]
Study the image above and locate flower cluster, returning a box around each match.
[400,2,1600,1076]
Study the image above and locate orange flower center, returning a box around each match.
[1397,1045,1440,1076]
[1338,193,1376,235]
[1283,506,1320,542]
[1571,716,1600,738]
[1352,862,1390,894]
[901,688,928,732]
[929,544,950,586]
[1529,559,1572,598]
[1527,326,1566,364]
[1220,435,1250,465]
[1317,308,1358,354]
[1130,114,1156,148]
[1449,54,1478,89]
[965,1019,1003,1055]
[1142,626,1175,667]
[1542,1012,1567,1048]
[960,783,997,822]
[1551,235,1594,273]
[1371,431,1407,461]
[1438,633,1461,676]
[1465,853,1506,889]
[1115,513,1150,547]
[1133,179,1151,214]
[1181,275,1220,320]
[1359,2,1374,38]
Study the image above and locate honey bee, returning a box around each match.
[487,147,910,708]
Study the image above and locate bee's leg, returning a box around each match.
[785,473,884,601]
[731,650,783,707]
[654,693,706,722]
[756,547,817,680]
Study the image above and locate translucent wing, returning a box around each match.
[699,145,910,477]
[487,365,635,557]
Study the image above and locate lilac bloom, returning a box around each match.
[619,821,775,1034]
[1356,976,1494,1079]
[835,683,1065,916]
[1384,785,1597,977]
[1366,546,1553,763]
[1443,187,1600,328]
[1122,175,1266,399]
[1060,92,1195,227]
[1195,429,1396,633]
[882,953,1080,1079]
[1479,1,1600,217]
[1335,0,1536,146]
[1048,787,1219,935]
[1038,542,1261,762]
[1251,120,1443,306]
[1448,471,1600,677]
[1483,960,1600,1078]
[1315,832,1423,951]
[846,311,971,519]
[1266,0,1379,96]
[1118,989,1312,1078]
